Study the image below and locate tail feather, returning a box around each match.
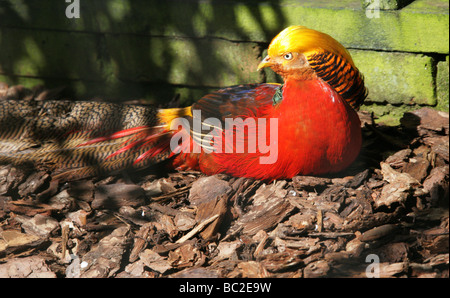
[0,99,191,181]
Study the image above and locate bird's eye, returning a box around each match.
[283,52,293,60]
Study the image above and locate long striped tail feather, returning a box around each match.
[0,99,187,181]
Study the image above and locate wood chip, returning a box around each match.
[0,256,56,278]
[139,249,172,274]
[229,181,294,236]
[374,163,419,208]
[80,226,131,278]
[92,183,146,210]
[358,224,399,242]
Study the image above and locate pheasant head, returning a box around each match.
[258,26,367,109]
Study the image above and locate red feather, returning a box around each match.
[186,79,361,181]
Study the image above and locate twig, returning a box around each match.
[317,209,323,233]
[307,232,354,238]
[221,226,243,242]
[254,233,269,258]
[150,185,191,202]
[61,224,70,260]
[176,214,219,244]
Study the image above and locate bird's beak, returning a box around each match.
[257,55,272,71]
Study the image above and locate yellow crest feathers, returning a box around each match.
[268,26,355,67]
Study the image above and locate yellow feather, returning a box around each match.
[157,107,192,127]
[268,26,355,67]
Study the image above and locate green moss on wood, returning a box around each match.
[360,103,419,126]
[350,50,436,105]
[436,56,449,112]
[1,0,448,53]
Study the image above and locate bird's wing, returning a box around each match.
[188,83,280,152]
[191,83,280,123]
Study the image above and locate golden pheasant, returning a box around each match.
[0,26,367,181]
